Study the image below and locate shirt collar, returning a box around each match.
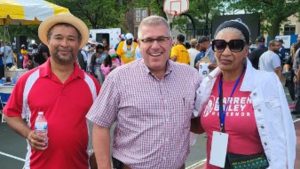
[140,59,173,77]
[39,58,84,79]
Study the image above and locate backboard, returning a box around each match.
[163,0,189,16]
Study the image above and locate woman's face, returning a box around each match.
[214,28,248,72]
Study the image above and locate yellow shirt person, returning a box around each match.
[116,33,138,64]
[170,34,190,64]
[170,44,190,64]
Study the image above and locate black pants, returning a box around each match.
[112,157,124,169]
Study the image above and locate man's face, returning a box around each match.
[138,24,172,73]
[47,24,80,65]
[126,39,133,45]
[199,41,210,51]
[271,42,280,52]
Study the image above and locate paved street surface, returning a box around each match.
[0,88,299,169]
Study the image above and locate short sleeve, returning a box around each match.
[272,54,281,69]
[86,73,120,128]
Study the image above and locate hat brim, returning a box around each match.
[38,14,89,49]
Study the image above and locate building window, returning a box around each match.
[135,8,148,23]
[284,25,295,35]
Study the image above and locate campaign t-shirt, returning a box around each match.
[201,75,263,169]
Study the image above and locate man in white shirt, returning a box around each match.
[0,42,14,68]
[187,38,199,67]
[259,40,281,78]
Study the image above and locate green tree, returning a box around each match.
[49,0,127,29]
[228,0,300,38]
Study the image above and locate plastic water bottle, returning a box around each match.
[34,111,48,147]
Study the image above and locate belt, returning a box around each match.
[123,164,131,169]
[122,164,185,169]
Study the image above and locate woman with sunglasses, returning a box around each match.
[192,19,296,169]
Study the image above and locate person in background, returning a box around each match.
[292,42,300,115]
[194,36,216,72]
[77,48,87,71]
[101,48,121,79]
[170,34,190,64]
[291,34,300,60]
[278,39,286,64]
[134,45,142,60]
[100,54,112,79]
[3,14,100,169]
[86,39,98,73]
[21,44,29,69]
[188,38,199,68]
[116,33,138,64]
[0,41,15,69]
[0,40,5,78]
[114,34,125,51]
[192,19,296,169]
[109,49,121,69]
[194,36,210,68]
[33,43,50,66]
[283,51,296,102]
[90,44,107,84]
[259,40,282,79]
[102,38,110,53]
[248,36,267,69]
[87,15,200,169]
[31,43,38,55]
[185,41,191,49]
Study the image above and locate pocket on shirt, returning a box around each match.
[264,98,281,113]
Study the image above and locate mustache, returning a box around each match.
[52,46,73,53]
[57,48,72,52]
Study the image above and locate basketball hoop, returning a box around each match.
[165,10,178,24]
[163,0,189,24]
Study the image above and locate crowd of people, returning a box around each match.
[1,13,298,169]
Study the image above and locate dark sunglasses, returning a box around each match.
[212,39,246,52]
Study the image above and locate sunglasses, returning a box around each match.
[212,39,246,52]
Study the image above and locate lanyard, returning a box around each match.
[218,70,244,132]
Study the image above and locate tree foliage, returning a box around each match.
[48,0,127,29]
[228,0,300,38]
[0,0,226,42]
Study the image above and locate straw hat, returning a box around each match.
[38,14,89,49]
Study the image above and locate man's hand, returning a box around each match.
[27,130,48,150]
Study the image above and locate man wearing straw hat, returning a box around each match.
[4,14,100,169]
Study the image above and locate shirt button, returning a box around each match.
[260,125,264,129]
[253,92,257,96]
[264,142,267,146]
[258,108,261,112]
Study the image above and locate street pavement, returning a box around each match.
[0,92,299,169]
[0,121,205,169]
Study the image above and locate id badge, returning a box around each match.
[209,131,229,168]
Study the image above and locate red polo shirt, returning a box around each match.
[4,59,100,169]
